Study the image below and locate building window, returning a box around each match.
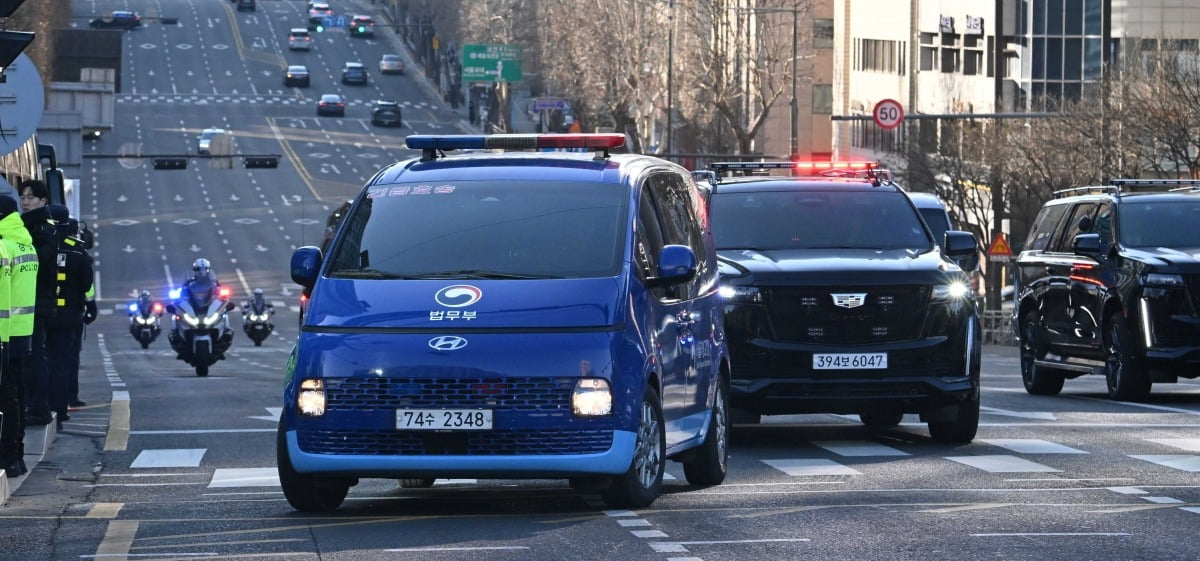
[964,50,983,75]
[941,48,959,73]
[812,84,832,114]
[813,19,833,49]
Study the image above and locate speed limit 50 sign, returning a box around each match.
[873,99,905,130]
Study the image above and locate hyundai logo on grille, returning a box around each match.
[832,293,867,309]
[428,336,468,351]
[435,285,482,308]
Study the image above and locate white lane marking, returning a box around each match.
[130,429,275,435]
[650,539,811,554]
[631,530,669,538]
[236,267,252,297]
[249,407,282,422]
[944,455,1060,473]
[385,547,529,552]
[208,468,280,488]
[1106,486,1147,495]
[1182,507,1200,515]
[1069,395,1200,416]
[971,533,1129,537]
[1142,496,1184,504]
[605,510,637,517]
[979,406,1058,420]
[981,439,1088,454]
[763,459,862,476]
[1147,438,1200,452]
[1128,455,1200,472]
[813,441,909,457]
[131,449,207,468]
[618,519,651,527]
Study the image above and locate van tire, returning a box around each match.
[277,424,350,512]
[601,386,664,508]
[683,381,729,486]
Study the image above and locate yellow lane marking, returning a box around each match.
[267,116,323,203]
[86,503,125,518]
[96,520,138,560]
[105,398,130,451]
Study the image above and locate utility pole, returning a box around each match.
[666,0,675,154]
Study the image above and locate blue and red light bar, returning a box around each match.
[405,134,626,151]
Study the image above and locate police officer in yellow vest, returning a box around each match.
[47,205,93,430]
[0,194,35,476]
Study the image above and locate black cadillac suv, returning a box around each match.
[1014,180,1200,401]
[700,162,982,442]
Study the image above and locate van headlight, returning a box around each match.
[932,282,971,301]
[297,379,326,416]
[572,378,612,417]
[719,285,761,302]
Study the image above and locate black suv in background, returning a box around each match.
[701,162,982,442]
[1014,180,1200,400]
[370,100,402,126]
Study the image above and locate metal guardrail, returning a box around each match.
[981,310,1016,346]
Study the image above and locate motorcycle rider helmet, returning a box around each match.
[192,258,212,278]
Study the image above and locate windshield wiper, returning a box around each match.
[328,269,411,279]
[412,269,561,280]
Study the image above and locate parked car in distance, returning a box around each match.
[316,94,345,117]
[288,28,312,51]
[197,128,229,155]
[370,100,403,127]
[236,0,256,11]
[89,10,142,29]
[341,62,368,85]
[379,54,405,75]
[349,15,375,37]
[284,65,310,87]
[308,2,333,30]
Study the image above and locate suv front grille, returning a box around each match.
[324,377,574,413]
[765,286,929,344]
[1188,275,1200,317]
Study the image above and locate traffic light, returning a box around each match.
[152,157,188,170]
[244,156,279,169]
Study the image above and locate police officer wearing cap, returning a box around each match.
[0,194,35,476]
[18,179,58,427]
[46,205,94,428]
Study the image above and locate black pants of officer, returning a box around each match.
[46,325,81,420]
[22,322,52,423]
[1,344,25,462]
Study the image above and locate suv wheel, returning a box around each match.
[682,380,728,486]
[859,408,904,428]
[927,391,979,443]
[602,386,664,508]
[1105,312,1151,401]
[277,424,350,511]
[1019,311,1065,395]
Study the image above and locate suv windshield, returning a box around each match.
[710,190,931,250]
[1119,200,1200,247]
[328,181,629,278]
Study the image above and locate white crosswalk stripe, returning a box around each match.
[980,439,1088,454]
[813,440,909,457]
[1146,438,1200,452]
[1128,455,1200,472]
[763,458,862,476]
[208,468,280,488]
[131,449,207,468]
[943,455,1060,473]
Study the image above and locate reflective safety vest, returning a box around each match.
[0,237,10,343]
[8,238,38,338]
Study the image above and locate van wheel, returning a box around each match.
[399,478,435,488]
[683,381,728,486]
[1020,311,1064,395]
[277,424,350,512]
[927,392,979,444]
[1105,313,1151,401]
[602,386,664,508]
[859,408,904,428]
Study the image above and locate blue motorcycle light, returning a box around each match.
[169,288,182,299]
[128,303,139,313]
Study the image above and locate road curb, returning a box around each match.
[0,413,59,507]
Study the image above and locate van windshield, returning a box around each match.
[328,180,629,279]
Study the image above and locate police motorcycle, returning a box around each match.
[166,260,236,376]
[128,290,164,349]
[241,288,275,346]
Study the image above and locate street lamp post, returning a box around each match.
[666,0,675,155]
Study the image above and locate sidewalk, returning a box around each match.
[0,414,59,506]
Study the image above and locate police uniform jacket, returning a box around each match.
[21,206,58,319]
[49,234,94,329]
[0,212,37,339]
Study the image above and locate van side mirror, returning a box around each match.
[1073,233,1101,256]
[291,246,323,291]
[648,244,697,288]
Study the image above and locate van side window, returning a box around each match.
[635,186,665,282]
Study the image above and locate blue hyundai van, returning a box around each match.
[281,134,730,511]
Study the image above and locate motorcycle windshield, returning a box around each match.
[188,282,217,313]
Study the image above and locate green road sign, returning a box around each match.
[462,43,522,82]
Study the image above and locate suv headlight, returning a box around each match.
[719,285,761,302]
[932,282,971,301]
[1143,273,1185,288]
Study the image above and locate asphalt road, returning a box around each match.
[2,1,1199,560]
